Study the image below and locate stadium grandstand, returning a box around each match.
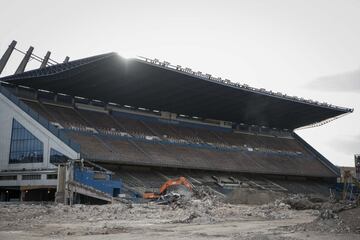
[0,41,353,201]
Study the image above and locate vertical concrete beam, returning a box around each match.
[355,154,360,180]
[40,51,51,69]
[63,56,70,63]
[15,46,34,74]
[55,165,66,203]
[0,191,5,201]
[67,161,74,205]
[170,113,177,120]
[20,190,26,202]
[219,120,225,127]
[161,111,171,119]
[34,89,38,99]
[0,40,17,75]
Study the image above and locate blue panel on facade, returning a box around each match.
[9,119,44,164]
[74,167,122,197]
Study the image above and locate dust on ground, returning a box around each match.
[0,187,359,240]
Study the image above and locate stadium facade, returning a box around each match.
[0,52,353,201]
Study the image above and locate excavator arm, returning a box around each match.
[143,176,192,199]
[159,177,192,194]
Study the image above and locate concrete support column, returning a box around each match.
[20,190,26,202]
[63,56,70,63]
[55,165,66,203]
[40,51,51,69]
[0,40,17,75]
[170,113,177,120]
[15,46,34,74]
[0,191,5,201]
[161,111,170,119]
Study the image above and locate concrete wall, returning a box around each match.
[0,170,57,187]
[0,92,80,172]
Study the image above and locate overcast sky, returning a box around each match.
[0,0,359,166]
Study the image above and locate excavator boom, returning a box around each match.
[143,176,192,199]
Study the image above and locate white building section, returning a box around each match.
[0,90,79,188]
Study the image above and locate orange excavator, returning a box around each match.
[143,176,193,199]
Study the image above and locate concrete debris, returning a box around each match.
[277,194,360,234]
[0,192,359,239]
[192,185,223,201]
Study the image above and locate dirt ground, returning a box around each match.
[0,191,359,240]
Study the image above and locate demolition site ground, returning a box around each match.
[0,188,359,240]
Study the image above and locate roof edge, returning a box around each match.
[135,56,353,114]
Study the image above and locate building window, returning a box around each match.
[22,174,41,180]
[47,174,57,179]
[50,148,68,164]
[9,119,44,164]
[0,175,17,180]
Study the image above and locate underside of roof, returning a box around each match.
[1,53,352,130]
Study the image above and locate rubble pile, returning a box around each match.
[192,185,223,201]
[250,200,294,220]
[281,194,321,210]
[171,186,222,209]
[170,186,236,223]
[265,193,356,212]
[276,194,360,234]
[170,186,302,223]
[285,211,352,234]
[1,191,359,236]
[2,188,360,240]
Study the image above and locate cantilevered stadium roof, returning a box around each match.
[1,53,352,130]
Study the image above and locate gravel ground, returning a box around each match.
[0,192,359,239]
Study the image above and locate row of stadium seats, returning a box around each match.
[64,131,333,177]
[20,99,335,177]
[22,99,304,153]
[103,165,332,195]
